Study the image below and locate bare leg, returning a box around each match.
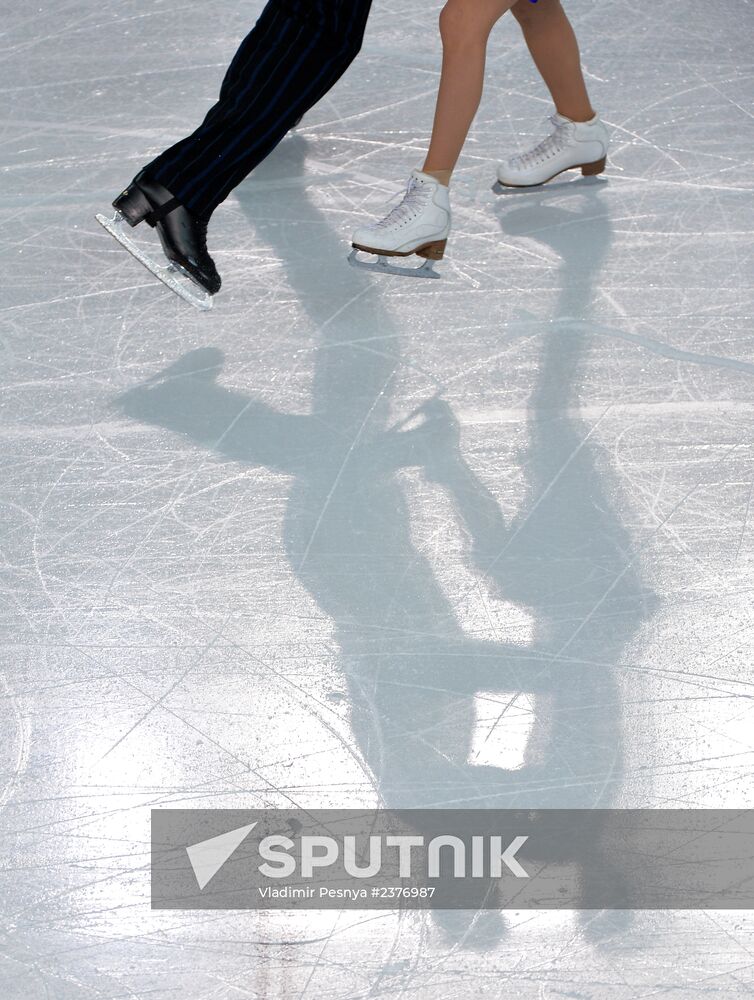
[422,0,515,182]
[511,0,594,122]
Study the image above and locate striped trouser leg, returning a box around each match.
[145,0,373,218]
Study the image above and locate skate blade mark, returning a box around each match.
[95,212,213,311]
[0,672,31,814]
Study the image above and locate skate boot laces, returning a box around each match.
[194,215,210,252]
[511,114,575,170]
[372,178,431,231]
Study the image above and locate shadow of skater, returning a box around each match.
[115,140,655,944]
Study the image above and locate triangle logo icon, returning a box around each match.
[186,822,257,890]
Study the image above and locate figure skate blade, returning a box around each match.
[347,249,441,279]
[95,211,213,311]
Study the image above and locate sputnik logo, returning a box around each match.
[186,822,258,890]
[184,822,530,889]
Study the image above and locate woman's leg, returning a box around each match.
[511,0,594,122]
[422,0,516,183]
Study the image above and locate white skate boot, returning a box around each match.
[496,112,609,188]
[349,169,451,278]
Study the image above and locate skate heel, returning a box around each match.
[581,157,607,177]
[112,182,153,228]
[416,240,447,261]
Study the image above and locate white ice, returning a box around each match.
[1,0,754,997]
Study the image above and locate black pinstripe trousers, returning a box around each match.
[145,0,373,218]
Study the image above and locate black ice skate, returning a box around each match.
[96,171,220,310]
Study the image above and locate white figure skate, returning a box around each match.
[496,112,609,188]
[349,170,451,279]
[95,211,213,311]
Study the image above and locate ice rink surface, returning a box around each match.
[2,0,754,996]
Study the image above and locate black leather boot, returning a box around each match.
[112,171,221,295]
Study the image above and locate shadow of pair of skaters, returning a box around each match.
[117,136,657,946]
